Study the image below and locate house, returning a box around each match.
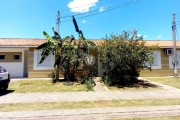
[0,38,180,78]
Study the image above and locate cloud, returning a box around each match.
[137,34,141,37]
[99,7,106,12]
[143,35,147,38]
[82,20,86,23]
[67,0,98,13]
[157,35,162,38]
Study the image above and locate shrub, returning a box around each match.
[99,30,158,87]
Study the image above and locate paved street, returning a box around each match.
[1,105,180,120]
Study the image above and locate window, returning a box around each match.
[13,54,20,60]
[0,54,5,60]
[169,51,180,69]
[145,51,161,69]
[33,50,54,70]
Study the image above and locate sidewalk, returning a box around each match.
[1,78,180,119]
[1,105,180,119]
[1,90,180,103]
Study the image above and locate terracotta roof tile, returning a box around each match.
[0,38,46,46]
[0,38,179,48]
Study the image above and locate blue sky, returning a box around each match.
[0,0,179,40]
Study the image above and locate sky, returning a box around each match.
[0,0,180,40]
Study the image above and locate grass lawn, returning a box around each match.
[1,98,180,112]
[107,80,161,90]
[8,80,87,93]
[122,116,180,120]
[145,77,180,89]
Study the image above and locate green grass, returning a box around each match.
[1,98,180,112]
[8,80,87,93]
[111,116,180,120]
[145,77,180,89]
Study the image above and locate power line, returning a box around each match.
[61,0,141,22]
[61,0,137,19]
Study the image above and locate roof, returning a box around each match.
[0,38,180,48]
[0,38,46,47]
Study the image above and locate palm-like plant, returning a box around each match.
[36,28,62,80]
[37,16,99,83]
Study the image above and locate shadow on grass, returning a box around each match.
[0,90,15,97]
[115,80,158,88]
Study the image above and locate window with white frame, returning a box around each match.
[33,50,54,70]
[145,51,161,69]
[169,51,180,69]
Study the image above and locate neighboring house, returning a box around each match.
[0,38,180,78]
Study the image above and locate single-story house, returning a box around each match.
[0,38,180,78]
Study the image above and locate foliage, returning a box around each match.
[36,16,99,83]
[81,70,96,91]
[48,72,56,84]
[85,80,94,91]
[99,30,159,87]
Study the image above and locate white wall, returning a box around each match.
[0,48,28,78]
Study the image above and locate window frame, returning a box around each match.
[146,51,161,69]
[33,50,55,70]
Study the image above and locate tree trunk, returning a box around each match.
[55,65,59,80]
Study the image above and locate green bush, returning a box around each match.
[81,70,96,91]
[100,30,158,87]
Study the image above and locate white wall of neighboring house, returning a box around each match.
[0,48,28,78]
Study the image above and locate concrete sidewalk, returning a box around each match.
[1,78,180,119]
[1,105,180,119]
[1,90,180,103]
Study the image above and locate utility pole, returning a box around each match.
[55,11,60,80]
[172,14,178,78]
[56,11,60,34]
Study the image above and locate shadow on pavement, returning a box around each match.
[0,90,15,97]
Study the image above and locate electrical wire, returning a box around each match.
[61,0,136,19]
[61,0,141,22]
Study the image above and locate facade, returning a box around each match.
[0,38,180,78]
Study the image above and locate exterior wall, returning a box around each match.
[0,52,22,62]
[28,48,56,78]
[97,48,180,77]
[28,47,98,78]
[0,48,27,77]
[85,48,98,75]
[23,50,28,77]
[139,48,176,77]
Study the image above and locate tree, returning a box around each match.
[99,30,158,87]
[36,16,99,83]
[36,28,62,80]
